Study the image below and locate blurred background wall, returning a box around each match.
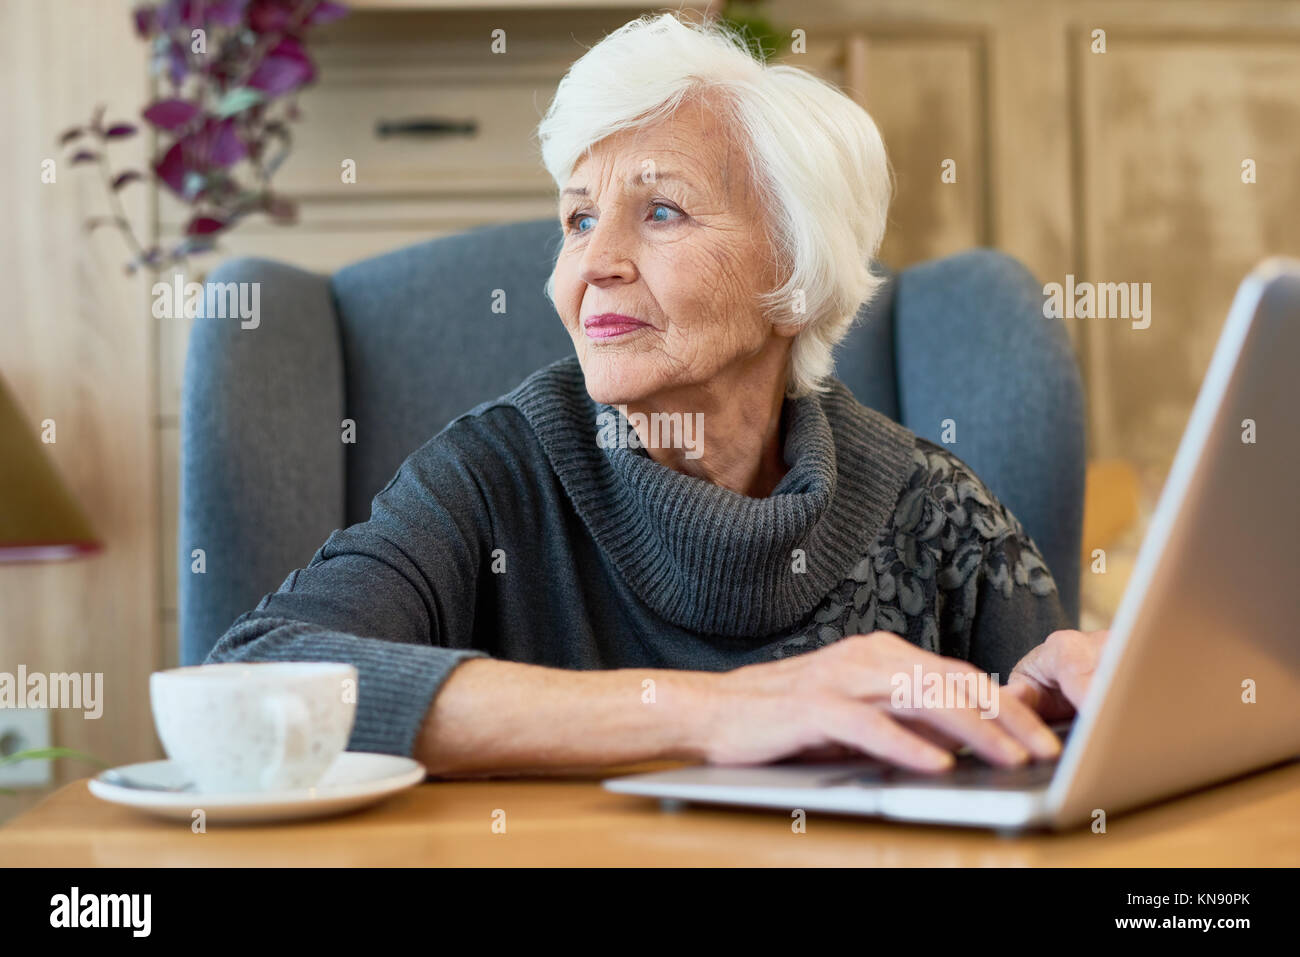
[2,0,1298,823]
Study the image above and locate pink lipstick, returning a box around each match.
[584,313,650,339]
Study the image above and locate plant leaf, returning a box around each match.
[248,37,316,97]
[182,170,207,201]
[104,122,138,139]
[69,150,100,165]
[58,127,84,145]
[214,86,264,119]
[208,118,247,167]
[132,4,157,38]
[207,0,248,29]
[165,39,188,88]
[248,1,293,33]
[153,140,187,195]
[142,98,200,131]
[185,214,226,236]
[0,746,107,769]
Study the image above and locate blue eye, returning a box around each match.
[650,202,684,224]
[569,213,596,233]
[565,202,683,234]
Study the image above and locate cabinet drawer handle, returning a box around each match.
[375,117,478,139]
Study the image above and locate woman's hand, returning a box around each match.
[1005,628,1111,722]
[696,631,1064,773]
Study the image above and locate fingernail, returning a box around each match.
[1001,739,1030,763]
[1036,728,1062,755]
[927,750,955,770]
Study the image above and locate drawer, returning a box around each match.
[261,62,566,197]
[158,68,564,232]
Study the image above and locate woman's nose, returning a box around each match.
[578,218,638,286]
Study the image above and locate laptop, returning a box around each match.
[603,258,1300,830]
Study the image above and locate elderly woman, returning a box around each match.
[208,13,1106,776]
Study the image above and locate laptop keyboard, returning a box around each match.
[832,719,1075,791]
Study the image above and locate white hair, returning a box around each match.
[536,11,892,399]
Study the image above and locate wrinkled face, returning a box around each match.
[551,95,785,407]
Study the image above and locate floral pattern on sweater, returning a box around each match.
[772,437,1058,660]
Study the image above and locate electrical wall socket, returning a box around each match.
[0,708,53,788]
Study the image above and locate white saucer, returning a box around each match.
[88,752,426,823]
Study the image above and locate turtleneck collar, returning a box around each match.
[507,355,916,637]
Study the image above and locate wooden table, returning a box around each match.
[3,761,1299,866]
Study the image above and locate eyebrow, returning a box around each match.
[561,170,691,198]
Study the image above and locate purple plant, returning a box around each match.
[58,0,349,274]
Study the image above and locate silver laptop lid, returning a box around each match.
[1046,258,1300,827]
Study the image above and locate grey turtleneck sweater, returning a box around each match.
[206,355,1070,757]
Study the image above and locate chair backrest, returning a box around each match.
[180,218,1082,665]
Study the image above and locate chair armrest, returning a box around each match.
[178,258,346,664]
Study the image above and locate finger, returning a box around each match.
[938,660,1062,759]
[1004,680,1044,719]
[1020,630,1105,718]
[882,656,1060,763]
[893,713,966,752]
[1055,640,1106,711]
[985,682,1064,759]
[851,641,1060,760]
[1059,669,1094,712]
[889,677,1062,765]
[1004,677,1037,704]
[889,699,1033,767]
[784,743,862,763]
[820,701,955,773]
[1006,677,1076,723]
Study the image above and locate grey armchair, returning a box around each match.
[179,218,1084,666]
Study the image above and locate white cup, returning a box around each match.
[150,662,358,793]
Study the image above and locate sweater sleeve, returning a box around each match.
[203,426,494,757]
[963,517,1072,683]
[911,437,1072,680]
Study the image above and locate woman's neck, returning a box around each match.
[625,341,792,498]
